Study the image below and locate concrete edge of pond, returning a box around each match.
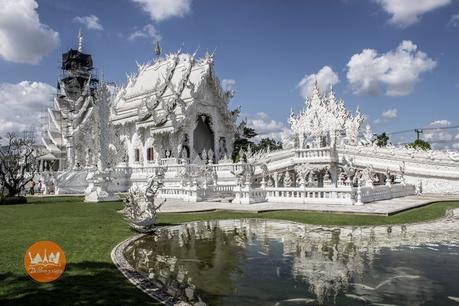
[112,211,459,304]
[111,233,192,306]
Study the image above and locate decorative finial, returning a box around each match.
[312,79,321,96]
[154,40,161,59]
[78,29,83,52]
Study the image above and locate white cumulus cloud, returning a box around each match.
[246,112,291,142]
[221,79,236,91]
[73,15,104,31]
[423,120,459,150]
[376,0,452,27]
[297,66,340,99]
[428,120,451,128]
[128,24,162,41]
[449,12,459,27]
[381,108,398,119]
[0,81,55,136]
[0,0,60,64]
[346,40,436,96]
[131,0,192,22]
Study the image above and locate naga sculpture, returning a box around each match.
[121,167,166,233]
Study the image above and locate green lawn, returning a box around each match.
[0,197,458,305]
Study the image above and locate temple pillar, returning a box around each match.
[189,129,195,159]
[329,163,339,187]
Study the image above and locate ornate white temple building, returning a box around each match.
[40,37,459,202]
[111,45,239,166]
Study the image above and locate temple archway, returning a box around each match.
[193,114,214,158]
[180,145,190,159]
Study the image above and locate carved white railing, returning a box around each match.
[157,158,189,166]
[265,186,355,205]
[158,185,207,202]
[294,147,338,163]
[232,186,267,204]
[357,184,416,204]
[157,186,186,199]
[210,185,235,193]
[209,162,243,172]
[158,183,238,202]
[113,166,131,175]
[157,182,415,205]
[339,145,459,167]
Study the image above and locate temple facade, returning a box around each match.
[111,47,239,168]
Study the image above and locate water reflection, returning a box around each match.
[124,217,459,306]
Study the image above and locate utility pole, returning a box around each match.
[414,129,423,140]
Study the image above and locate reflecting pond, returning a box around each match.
[124,218,459,305]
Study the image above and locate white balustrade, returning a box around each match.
[117,156,417,205]
[358,184,415,204]
[265,186,355,205]
[232,186,267,204]
[294,147,337,162]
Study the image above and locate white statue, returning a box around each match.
[283,171,293,187]
[295,163,312,186]
[121,169,166,233]
[399,161,406,185]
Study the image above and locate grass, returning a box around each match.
[0,196,458,305]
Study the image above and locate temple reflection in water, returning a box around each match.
[124,218,459,305]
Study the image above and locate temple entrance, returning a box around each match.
[193,114,214,159]
[180,145,190,159]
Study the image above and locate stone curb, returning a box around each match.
[111,233,190,306]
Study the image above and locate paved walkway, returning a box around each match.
[158,194,459,216]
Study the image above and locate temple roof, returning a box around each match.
[289,83,364,144]
[61,49,94,71]
[111,51,234,129]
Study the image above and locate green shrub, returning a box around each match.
[1,196,28,205]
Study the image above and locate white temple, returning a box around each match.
[39,36,459,203]
[111,46,239,166]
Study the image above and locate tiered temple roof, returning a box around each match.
[289,83,364,145]
[111,50,236,134]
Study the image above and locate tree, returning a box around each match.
[254,137,282,152]
[232,123,257,162]
[0,133,37,198]
[407,139,431,151]
[375,132,389,147]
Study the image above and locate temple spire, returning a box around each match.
[78,29,83,52]
[154,40,161,59]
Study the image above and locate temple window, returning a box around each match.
[147,147,155,161]
[134,149,140,162]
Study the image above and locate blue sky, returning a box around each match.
[0,0,458,148]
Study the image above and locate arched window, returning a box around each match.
[147,147,155,161]
[134,149,140,162]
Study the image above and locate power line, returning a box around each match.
[387,125,459,135]
[397,139,459,146]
